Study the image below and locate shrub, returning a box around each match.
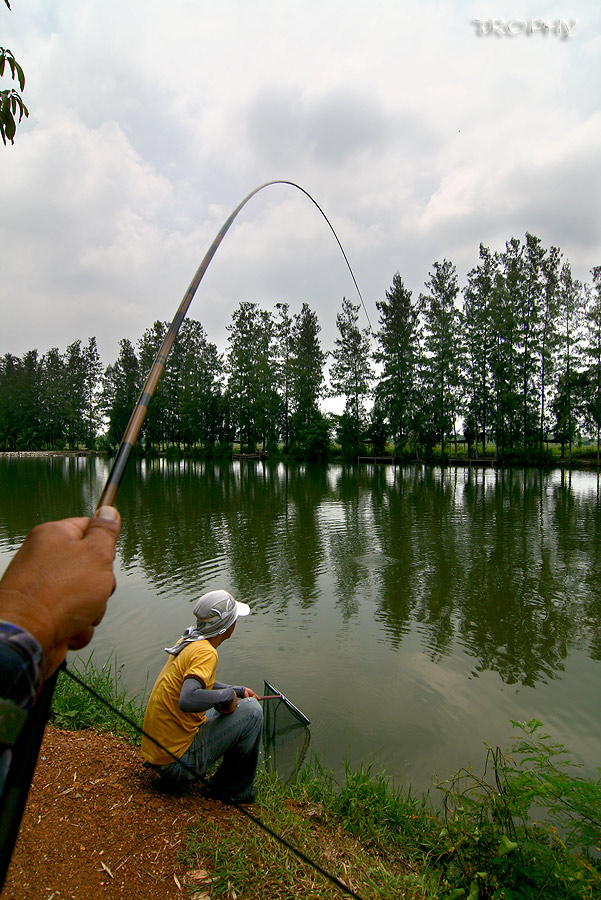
[435,720,601,899]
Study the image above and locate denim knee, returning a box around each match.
[243,696,263,729]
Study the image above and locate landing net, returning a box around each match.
[262,680,310,782]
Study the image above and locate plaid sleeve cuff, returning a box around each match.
[0,621,44,710]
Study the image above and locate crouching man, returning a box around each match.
[141,590,262,805]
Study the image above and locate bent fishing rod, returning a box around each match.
[97,180,368,507]
[0,180,365,885]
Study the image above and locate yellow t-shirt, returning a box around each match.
[141,640,218,766]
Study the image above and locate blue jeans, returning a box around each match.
[161,697,263,801]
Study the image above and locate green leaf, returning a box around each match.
[497,834,519,856]
[466,882,479,900]
[4,112,16,141]
[14,60,25,91]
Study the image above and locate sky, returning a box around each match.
[1,0,600,371]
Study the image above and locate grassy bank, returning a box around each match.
[51,655,146,743]
[51,659,601,899]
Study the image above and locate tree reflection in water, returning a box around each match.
[1,457,600,691]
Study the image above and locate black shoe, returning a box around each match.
[230,793,255,806]
[203,784,255,806]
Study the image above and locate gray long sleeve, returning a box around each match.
[179,678,245,713]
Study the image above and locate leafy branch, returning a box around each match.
[1,1,29,145]
[0,46,24,89]
[0,85,29,144]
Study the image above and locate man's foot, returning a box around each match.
[202,783,255,806]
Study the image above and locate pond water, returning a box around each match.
[1,456,600,796]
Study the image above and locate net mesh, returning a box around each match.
[262,680,310,783]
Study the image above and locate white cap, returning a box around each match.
[192,590,250,638]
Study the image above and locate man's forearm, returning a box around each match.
[179,678,245,712]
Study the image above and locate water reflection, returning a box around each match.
[3,456,601,790]
[1,458,600,691]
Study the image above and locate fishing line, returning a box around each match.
[237,804,366,900]
[61,665,365,900]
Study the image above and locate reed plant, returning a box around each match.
[434,719,601,899]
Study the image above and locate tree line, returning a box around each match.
[1,233,600,461]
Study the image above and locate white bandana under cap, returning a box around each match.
[164,590,251,655]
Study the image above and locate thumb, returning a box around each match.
[88,505,121,540]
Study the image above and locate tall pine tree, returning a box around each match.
[374,273,420,454]
[102,339,141,448]
[419,260,462,456]
[584,267,601,463]
[462,245,496,456]
[289,303,328,457]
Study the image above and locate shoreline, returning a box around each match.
[2,448,600,470]
[43,663,600,900]
[7,718,599,900]
[0,449,97,458]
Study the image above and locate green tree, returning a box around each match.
[177,319,223,451]
[225,303,278,452]
[17,349,41,448]
[1,0,29,144]
[289,303,328,457]
[374,272,420,454]
[517,233,545,448]
[137,321,169,450]
[0,351,41,449]
[330,296,374,458]
[274,302,293,451]
[82,337,103,447]
[462,245,497,457]
[419,260,462,456]
[539,246,562,450]
[254,308,280,451]
[488,235,551,456]
[63,340,89,448]
[584,267,601,463]
[39,347,68,449]
[0,354,18,449]
[490,241,520,454]
[553,262,585,461]
[102,339,141,449]
[225,303,256,450]
[366,400,388,456]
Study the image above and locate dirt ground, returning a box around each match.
[3,727,232,900]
